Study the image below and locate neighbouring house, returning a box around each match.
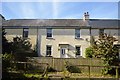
[1,12,120,58]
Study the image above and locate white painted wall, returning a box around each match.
[39,29,90,58]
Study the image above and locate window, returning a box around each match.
[75,46,81,55]
[46,45,52,56]
[47,28,52,38]
[99,29,104,35]
[75,29,80,38]
[23,28,29,38]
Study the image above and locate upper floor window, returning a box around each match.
[75,46,81,56]
[23,28,29,38]
[99,29,104,35]
[75,29,80,38]
[46,45,52,56]
[47,28,52,38]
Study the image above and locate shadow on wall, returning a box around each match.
[67,45,75,58]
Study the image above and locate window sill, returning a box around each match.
[75,38,83,40]
[46,55,52,57]
[46,37,54,39]
[76,56,83,58]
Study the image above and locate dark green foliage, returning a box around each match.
[11,36,32,53]
[85,47,94,58]
[2,29,38,78]
[2,53,15,79]
[92,33,119,75]
[2,53,14,71]
[10,36,36,61]
[65,61,81,73]
[2,29,12,54]
[47,67,57,72]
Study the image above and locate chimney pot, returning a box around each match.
[87,12,89,15]
[83,12,89,20]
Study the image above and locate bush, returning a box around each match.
[85,47,94,58]
[47,67,57,72]
[2,53,14,71]
[65,61,81,73]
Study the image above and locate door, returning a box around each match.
[60,48,67,58]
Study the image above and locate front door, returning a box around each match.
[60,48,67,58]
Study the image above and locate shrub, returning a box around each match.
[2,53,14,71]
[85,47,94,58]
[47,67,57,72]
[65,61,81,73]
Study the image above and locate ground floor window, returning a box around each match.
[46,45,52,56]
[75,46,81,56]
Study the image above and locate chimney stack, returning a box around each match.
[83,12,89,21]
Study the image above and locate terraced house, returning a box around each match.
[1,12,120,58]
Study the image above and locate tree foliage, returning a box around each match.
[91,33,119,74]
[10,36,36,61]
[11,36,32,53]
[85,47,94,58]
[2,29,11,54]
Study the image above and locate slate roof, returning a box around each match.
[2,19,119,29]
[89,19,119,29]
[2,19,88,26]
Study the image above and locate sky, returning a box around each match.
[1,2,119,20]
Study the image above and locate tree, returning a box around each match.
[2,29,14,79]
[11,36,34,61]
[92,33,119,74]
[2,28,12,54]
[11,36,32,53]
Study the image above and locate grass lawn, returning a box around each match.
[2,69,119,79]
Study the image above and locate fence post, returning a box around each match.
[52,58,54,69]
[116,66,119,79]
[88,65,90,78]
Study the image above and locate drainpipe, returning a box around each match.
[37,26,40,56]
[90,26,92,45]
